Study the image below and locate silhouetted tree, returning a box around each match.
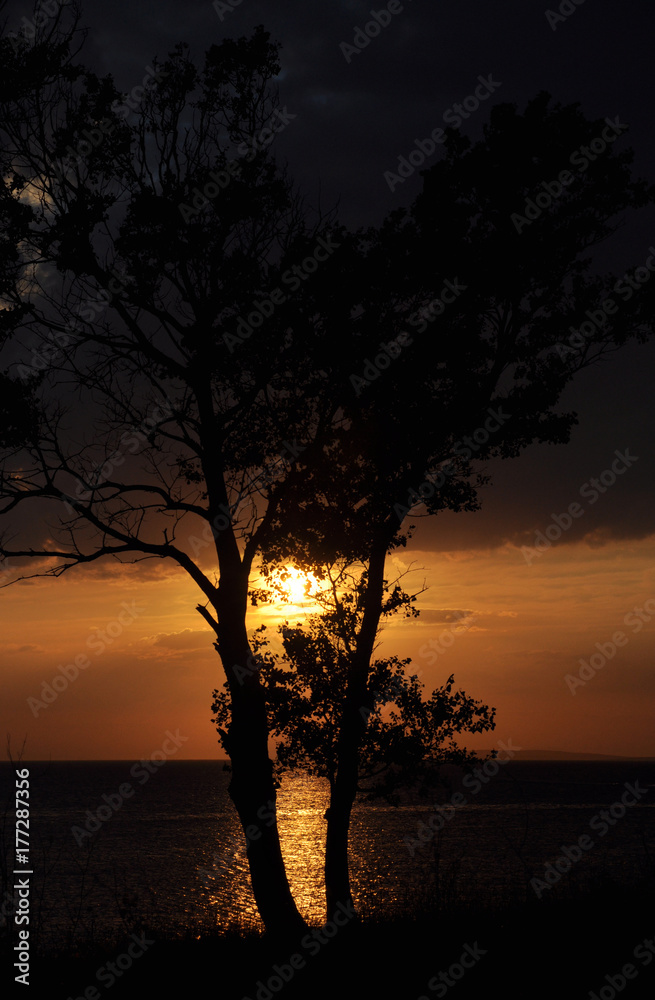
[0,8,355,937]
[1,2,653,937]
[256,95,654,919]
[212,563,495,917]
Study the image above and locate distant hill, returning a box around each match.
[491,749,655,761]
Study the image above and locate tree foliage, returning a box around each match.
[212,566,496,806]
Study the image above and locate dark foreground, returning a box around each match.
[4,884,655,1000]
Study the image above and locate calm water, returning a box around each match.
[2,760,654,951]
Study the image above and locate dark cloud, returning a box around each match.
[415,608,475,625]
[415,338,655,552]
[0,642,44,653]
[5,0,651,553]
[40,0,653,230]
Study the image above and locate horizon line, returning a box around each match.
[4,751,655,763]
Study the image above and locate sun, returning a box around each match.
[275,566,321,607]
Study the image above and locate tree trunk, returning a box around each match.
[228,727,307,938]
[324,772,357,922]
[324,530,390,922]
[214,582,307,939]
[194,380,307,939]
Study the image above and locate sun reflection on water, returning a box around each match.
[276,773,331,922]
[190,773,332,928]
[188,771,425,930]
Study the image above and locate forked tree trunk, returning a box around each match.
[195,374,308,939]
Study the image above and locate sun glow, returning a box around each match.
[267,566,326,611]
[275,566,322,606]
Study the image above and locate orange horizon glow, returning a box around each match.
[2,533,655,761]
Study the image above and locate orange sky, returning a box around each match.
[2,529,654,760]
[1,0,653,766]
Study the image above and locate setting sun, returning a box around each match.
[274,565,322,606]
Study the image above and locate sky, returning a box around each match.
[1,0,654,759]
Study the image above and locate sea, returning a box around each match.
[2,759,654,953]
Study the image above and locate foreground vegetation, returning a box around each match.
[4,882,654,1000]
